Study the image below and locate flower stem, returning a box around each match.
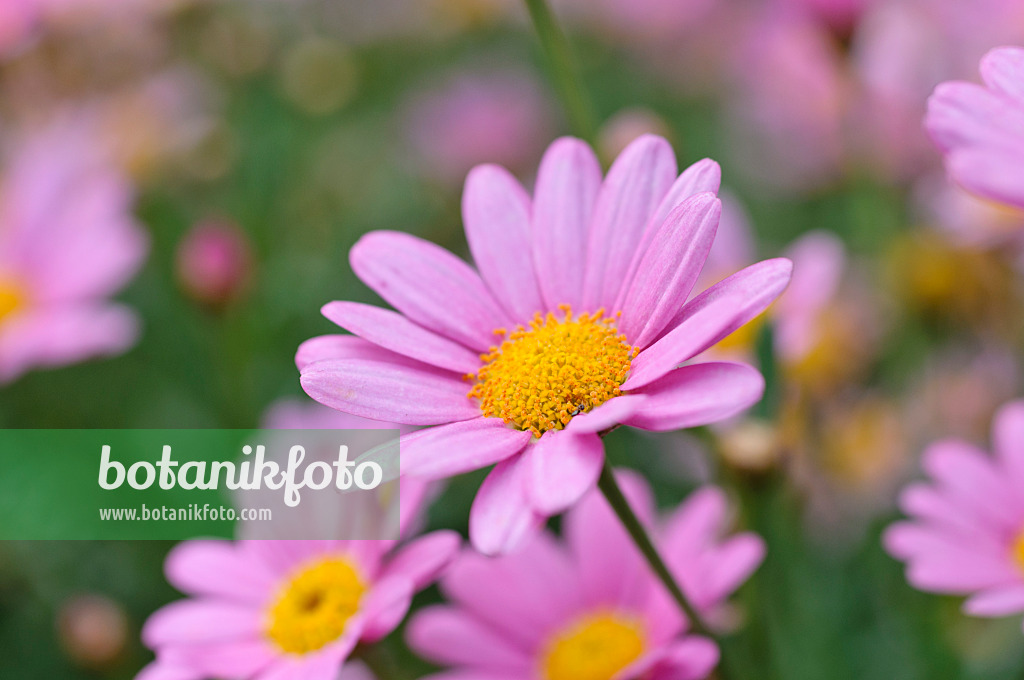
[522,0,597,142]
[596,461,714,638]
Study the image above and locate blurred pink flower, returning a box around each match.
[773,231,846,364]
[0,120,147,383]
[726,11,848,191]
[403,68,554,185]
[885,400,1024,624]
[782,0,874,34]
[407,471,764,680]
[137,527,459,680]
[176,220,253,307]
[298,135,791,555]
[926,47,1024,211]
[850,0,1024,180]
[0,0,39,56]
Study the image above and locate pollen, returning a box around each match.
[0,277,26,324]
[265,556,367,655]
[542,612,647,680]
[467,306,637,438]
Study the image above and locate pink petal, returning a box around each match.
[406,606,532,671]
[980,47,1024,103]
[135,662,199,680]
[964,584,1024,617]
[0,304,138,384]
[921,440,1019,531]
[646,636,720,680]
[400,418,531,479]
[618,193,721,347]
[624,288,751,392]
[898,483,984,537]
[462,164,544,322]
[523,430,604,515]
[649,258,792,360]
[582,135,677,311]
[178,639,278,679]
[441,533,583,649]
[995,401,1024,491]
[564,469,654,609]
[884,524,1017,593]
[617,158,722,311]
[625,362,765,431]
[380,530,461,589]
[295,334,425,372]
[300,358,479,425]
[322,302,481,374]
[142,600,260,647]
[948,148,1024,212]
[565,395,648,434]
[532,137,602,310]
[702,535,767,606]
[469,456,544,556]
[255,643,353,680]
[360,577,414,642]
[164,540,278,603]
[350,231,508,351]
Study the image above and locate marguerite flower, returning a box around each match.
[884,400,1024,626]
[299,134,792,554]
[407,471,765,680]
[137,533,459,680]
[136,398,453,680]
[926,47,1024,211]
[0,120,148,383]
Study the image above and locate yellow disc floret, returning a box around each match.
[0,278,26,324]
[266,557,367,655]
[468,306,637,438]
[542,612,647,680]
[1012,529,1024,576]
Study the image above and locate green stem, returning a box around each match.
[522,0,597,143]
[596,461,714,638]
[598,462,736,680]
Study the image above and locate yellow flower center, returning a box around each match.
[1012,529,1024,575]
[265,557,367,655]
[467,306,637,438]
[0,278,26,324]
[542,613,647,680]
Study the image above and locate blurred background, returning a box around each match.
[1,0,1024,678]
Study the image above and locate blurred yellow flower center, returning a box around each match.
[468,306,637,438]
[0,278,26,324]
[1012,530,1024,574]
[542,613,646,680]
[266,557,366,655]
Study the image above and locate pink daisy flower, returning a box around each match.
[926,47,1024,211]
[884,400,1024,625]
[138,512,459,680]
[299,134,792,555]
[0,120,148,383]
[407,471,765,680]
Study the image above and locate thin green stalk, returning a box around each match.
[522,0,597,143]
[596,461,713,637]
[597,461,736,680]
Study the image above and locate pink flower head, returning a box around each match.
[137,529,459,680]
[139,395,456,680]
[885,401,1024,624]
[926,47,1024,211]
[176,220,253,307]
[407,471,765,680]
[0,120,148,383]
[298,135,792,555]
[403,68,554,185]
